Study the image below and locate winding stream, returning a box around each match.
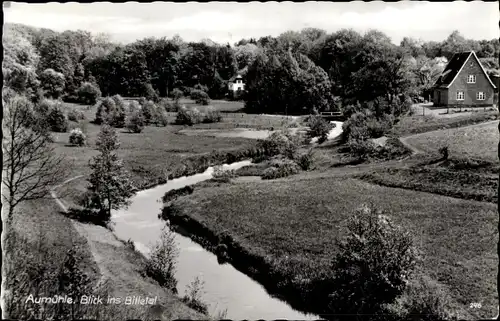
[111,161,319,320]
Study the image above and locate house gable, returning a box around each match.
[447,51,497,90]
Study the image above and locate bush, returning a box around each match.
[94,97,115,125]
[343,110,394,142]
[108,95,127,128]
[385,276,458,321]
[307,115,333,144]
[439,145,449,160]
[296,150,315,170]
[159,98,176,112]
[193,84,209,93]
[126,110,145,133]
[138,97,148,107]
[67,109,86,122]
[141,100,157,125]
[212,166,236,183]
[145,225,179,293]
[190,89,210,105]
[144,83,159,102]
[203,106,223,123]
[47,103,69,132]
[161,186,194,204]
[181,276,208,314]
[152,110,169,127]
[347,139,377,159]
[365,114,394,138]
[128,100,141,113]
[259,131,298,159]
[34,98,54,118]
[175,106,203,126]
[69,128,86,146]
[172,88,183,102]
[261,159,300,180]
[77,82,101,105]
[328,204,418,316]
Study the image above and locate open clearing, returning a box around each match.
[403,121,498,162]
[391,110,498,137]
[170,176,497,319]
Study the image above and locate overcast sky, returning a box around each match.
[4,1,499,45]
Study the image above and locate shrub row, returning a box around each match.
[175,106,222,126]
[95,95,168,132]
[347,138,412,161]
[356,166,497,203]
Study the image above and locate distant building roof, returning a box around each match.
[433,51,497,89]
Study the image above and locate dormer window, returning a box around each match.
[467,75,476,83]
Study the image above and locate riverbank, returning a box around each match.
[161,175,493,319]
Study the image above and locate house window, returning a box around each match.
[467,75,476,83]
[477,92,485,100]
[456,91,465,101]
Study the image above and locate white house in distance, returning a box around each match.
[228,74,245,98]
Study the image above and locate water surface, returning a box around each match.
[112,161,319,320]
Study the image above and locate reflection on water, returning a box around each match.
[112,161,319,320]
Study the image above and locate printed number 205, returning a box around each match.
[469,302,482,309]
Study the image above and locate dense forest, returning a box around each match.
[3,23,499,115]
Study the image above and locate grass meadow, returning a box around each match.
[167,176,497,319]
[391,110,498,137]
[403,121,499,162]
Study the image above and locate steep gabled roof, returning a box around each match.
[433,52,472,88]
[433,51,497,89]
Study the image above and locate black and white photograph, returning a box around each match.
[1,1,499,320]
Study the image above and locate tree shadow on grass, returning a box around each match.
[62,207,109,228]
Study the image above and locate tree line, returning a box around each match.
[3,23,499,116]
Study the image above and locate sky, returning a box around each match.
[3,1,499,45]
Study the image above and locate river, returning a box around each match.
[111,161,320,320]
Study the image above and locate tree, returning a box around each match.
[77,82,101,105]
[40,68,66,99]
[2,95,69,224]
[245,50,334,115]
[2,30,40,97]
[234,43,261,72]
[38,34,74,79]
[328,204,417,316]
[441,30,469,60]
[409,55,446,98]
[400,37,425,57]
[86,125,135,223]
[309,29,363,101]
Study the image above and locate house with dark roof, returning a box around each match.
[432,51,497,107]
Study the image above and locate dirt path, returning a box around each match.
[50,175,112,287]
[50,176,204,320]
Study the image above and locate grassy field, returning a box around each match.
[403,121,498,162]
[177,98,244,112]
[167,176,497,319]
[391,110,498,137]
[6,99,267,319]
